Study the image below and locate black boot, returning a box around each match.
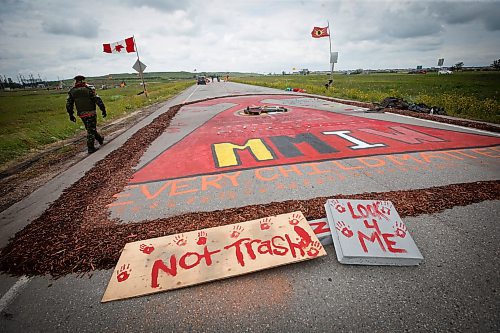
[97,136,104,145]
[88,147,98,154]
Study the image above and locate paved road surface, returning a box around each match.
[1,82,499,332]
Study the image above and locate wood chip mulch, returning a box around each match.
[0,98,499,279]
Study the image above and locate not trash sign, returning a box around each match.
[325,199,423,265]
[102,211,326,302]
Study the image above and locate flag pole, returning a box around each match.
[133,35,148,97]
[327,20,334,85]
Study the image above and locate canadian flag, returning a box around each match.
[103,37,135,53]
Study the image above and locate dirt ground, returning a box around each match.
[0,100,169,213]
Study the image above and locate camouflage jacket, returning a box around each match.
[66,83,106,118]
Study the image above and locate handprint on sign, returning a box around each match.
[260,217,272,230]
[379,201,391,217]
[335,221,354,238]
[196,231,207,245]
[331,199,346,213]
[116,264,131,282]
[139,244,155,254]
[306,241,323,257]
[394,221,407,238]
[173,234,187,246]
[230,225,244,238]
[288,213,304,226]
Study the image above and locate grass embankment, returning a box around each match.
[0,80,193,167]
[232,72,500,124]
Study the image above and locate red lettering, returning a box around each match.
[363,218,382,235]
[257,240,273,255]
[284,234,305,258]
[271,236,289,256]
[178,246,221,270]
[382,233,407,253]
[244,239,262,260]
[309,221,330,235]
[347,202,362,219]
[224,238,251,267]
[151,256,177,288]
[357,231,386,253]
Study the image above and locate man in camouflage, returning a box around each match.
[66,75,107,154]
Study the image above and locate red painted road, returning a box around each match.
[130,95,500,184]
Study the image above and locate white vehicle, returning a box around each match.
[438,68,453,75]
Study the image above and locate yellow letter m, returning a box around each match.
[212,139,276,168]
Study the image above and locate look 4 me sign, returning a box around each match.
[325,199,423,265]
[102,212,326,302]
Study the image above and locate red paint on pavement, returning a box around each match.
[130,95,500,184]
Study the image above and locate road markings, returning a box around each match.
[0,275,31,313]
[183,85,199,104]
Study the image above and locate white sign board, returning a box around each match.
[133,59,147,73]
[325,199,423,266]
[330,52,339,64]
[102,211,326,302]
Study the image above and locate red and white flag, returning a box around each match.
[103,37,136,54]
[311,26,329,38]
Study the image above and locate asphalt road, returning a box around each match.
[1,81,499,332]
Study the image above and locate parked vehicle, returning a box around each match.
[197,76,207,85]
[438,68,453,75]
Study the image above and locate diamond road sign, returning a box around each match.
[133,60,147,73]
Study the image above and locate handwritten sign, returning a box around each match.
[324,199,423,265]
[102,211,326,302]
[308,218,333,245]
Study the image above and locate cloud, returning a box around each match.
[42,17,99,38]
[120,0,190,12]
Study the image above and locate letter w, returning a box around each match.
[359,126,445,144]
[212,139,275,168]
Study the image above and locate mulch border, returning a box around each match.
[1,95,499,278]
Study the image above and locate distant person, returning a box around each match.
[66,75,107,154]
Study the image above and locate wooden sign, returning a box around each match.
[102,211,326,302]
[325,199,423,266]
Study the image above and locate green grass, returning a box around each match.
[0,80,193,167]
[232,72,500,124]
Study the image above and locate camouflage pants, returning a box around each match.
[81,115,103,149]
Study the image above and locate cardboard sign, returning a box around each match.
[102,211,326,302]
[325,199,423,266]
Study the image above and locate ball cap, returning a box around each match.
[74,75,85,81]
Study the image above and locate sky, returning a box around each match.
[1,0,499,81]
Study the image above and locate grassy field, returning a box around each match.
[232,71,500,124]
[0,80,193,167]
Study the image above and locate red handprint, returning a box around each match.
[331,199,346,213]
[230,225,244,238]
[173,234,187,246]
[139,243,155,254]
[394,221,407,238]
[335,221,353,238]
[116,264,131,282]
[379,201,391,217]
[306,241,322,257]
[288,213,304,225]
[196,231,207,245]
[260,217,272,230]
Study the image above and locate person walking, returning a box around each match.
[66,75,107,154]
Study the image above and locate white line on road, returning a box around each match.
[386,112,500,137]
[183,85,199,104]
[0,275,31,313]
